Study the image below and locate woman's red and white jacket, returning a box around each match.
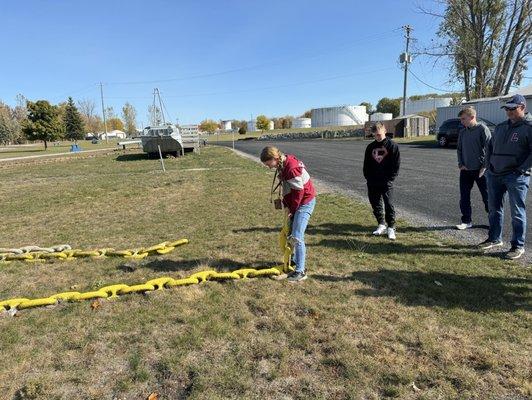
[278,154,316,215]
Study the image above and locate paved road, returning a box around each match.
[219,139,532,257]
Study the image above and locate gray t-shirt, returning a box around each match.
[457,122,491,170]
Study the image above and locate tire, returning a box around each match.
[438,135,449,147]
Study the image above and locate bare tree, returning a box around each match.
[418,0,531,99]
[77,98,101,134]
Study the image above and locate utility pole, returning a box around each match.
[401,25,413,116]
[99,82,108,143]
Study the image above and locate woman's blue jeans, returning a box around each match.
[289,198,316,273]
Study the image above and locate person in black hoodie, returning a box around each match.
[363,122,401,240]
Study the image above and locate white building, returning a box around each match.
[220,120,232,131]
[99,130,126,140]
[401,97,453,115]
[268,121,274,130]
[311,105,368,128]
[180,124,199,135]
[436,85,532,128]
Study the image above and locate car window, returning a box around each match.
[441,119,462,130]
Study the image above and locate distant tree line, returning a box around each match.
[0,95,138,148]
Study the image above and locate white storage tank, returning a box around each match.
[401,97,453,115]
[247,120,256,132]
[221,120,232,131]
[268,121,274,130]
[370,112,393,121]
[311,105,368,127]
[293,117,311,128]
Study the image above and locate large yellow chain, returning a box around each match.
[1,215,294,313]
[0,265,286,312]
[0,239,189,264]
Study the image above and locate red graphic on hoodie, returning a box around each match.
[372,147,389,163]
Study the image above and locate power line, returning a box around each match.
[50,83,98,101]
[105,29,403,86]
[103,66,397,100]
[408,69,458,93]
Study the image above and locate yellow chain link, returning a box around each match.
[0,239,189,264]
[1,215,294,313]
[0,265,287,312]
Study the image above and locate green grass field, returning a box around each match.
[0,147,530,399]
[0,139,123,160]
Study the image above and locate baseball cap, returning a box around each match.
[501,94,526,110]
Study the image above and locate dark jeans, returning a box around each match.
[459,169,489,223]
[367,182,395,227]
[486,171,529,248]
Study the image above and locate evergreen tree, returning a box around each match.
[63,97,85,141]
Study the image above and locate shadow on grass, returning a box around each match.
[234,223,488,236]
[0,149,46,155]
[115,153,148,162]
[313,269,531,312]
[138,258,280,273]
[309,237,480,257]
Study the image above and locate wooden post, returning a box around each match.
[158,145,166,172]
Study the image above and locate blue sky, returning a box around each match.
[1,0,530,125]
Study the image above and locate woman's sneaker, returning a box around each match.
[505,247,525,260]
[456,222,473,230]
[387,227,396,240]
[287,271,307,282]
[372,224,387,235]
[478,239,504,250]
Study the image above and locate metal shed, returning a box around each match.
[365,115,430,138]
[436,84,532,129]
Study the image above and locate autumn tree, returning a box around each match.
[122,102,137,135]
[78,98,102,134]
[256,115,270,131]
[0,102,20,144]
[199,119,219,134]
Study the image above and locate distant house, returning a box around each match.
[99,130,127,140]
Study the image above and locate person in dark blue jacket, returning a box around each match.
[479,94,532,260]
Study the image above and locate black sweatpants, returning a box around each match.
[459,169,489,223]
[367,182,395,227]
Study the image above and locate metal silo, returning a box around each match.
[370,112,393,121]
[311,105,368,127]
[247,120,256,132]
[293,117,311,128]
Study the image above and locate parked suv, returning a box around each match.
[437,118,495,147]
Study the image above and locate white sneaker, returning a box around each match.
[456,222,473,230]
[387,227,396,240]
[372,224,387,235]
